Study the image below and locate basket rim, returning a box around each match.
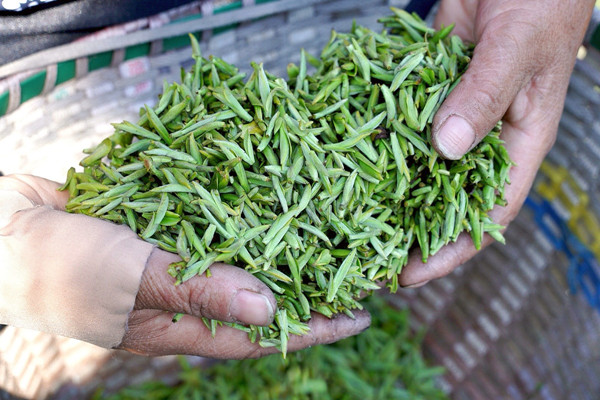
[0,0,325,118]
[1,1,599,119]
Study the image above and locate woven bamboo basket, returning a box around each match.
[1,1,599,399]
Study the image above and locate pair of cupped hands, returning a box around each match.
[0,0,594,359]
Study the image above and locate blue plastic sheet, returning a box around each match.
[525,195,600,311]
[405,0,437,18]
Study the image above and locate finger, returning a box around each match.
[431,6,539,160]
[400,82,560,287]
[284,310,371,354]
[433,0,477,41]
[399,126,548,287]
[410,0,595,285]
[399,230,493,288]
[119,309,371,359]
[0,174,69,209]
[135,249,277,327]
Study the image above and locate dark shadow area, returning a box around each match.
[0,389,24,400]
[0,0,199,65]
[0,0,78,16]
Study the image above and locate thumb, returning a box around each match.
[135,249,277,327]
[0,174,69,208]
[431,13,536,159]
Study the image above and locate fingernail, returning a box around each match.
[435,115,475,160]
[404,280,430,289]
[230,290,274,326]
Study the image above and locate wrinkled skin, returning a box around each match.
[399,0,596,287]
[0,174,370,359]
[1,0,594,356]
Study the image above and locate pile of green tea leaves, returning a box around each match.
[98,297,447,400]
[62,8,511,352]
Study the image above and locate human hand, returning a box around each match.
[124,248,370,359]
[399,0,595,287]
[0,174,370,359]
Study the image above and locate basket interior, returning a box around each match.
[1,1,600,399]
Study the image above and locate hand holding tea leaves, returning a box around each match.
[0,174,370,358]
[399,0,596,287]
[59,11,514,350]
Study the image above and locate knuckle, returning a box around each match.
[187,281,211,317]
[243,345,271,359]
[327,317,342,343]
[472,79,506,118]
[119,311,172,355]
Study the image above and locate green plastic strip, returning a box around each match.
[124,43,151,60]
[20,71,46,103]
[89,51,113,72]
[0,0,292,117]
[213,0,242,34]
[163,14,203,52]
[163,34,193,52]
[0,91,8,117]
[214,1,243,14]
[214,23,239,35]
[56,60,76,86]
